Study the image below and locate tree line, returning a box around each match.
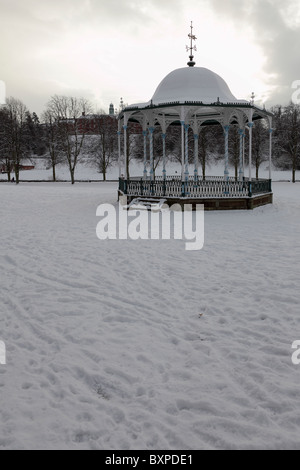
[0,95,300,183]
[0,95,119,183]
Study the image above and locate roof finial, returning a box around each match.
[186,21,197,67]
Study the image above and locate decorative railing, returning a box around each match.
[119,177,272,199]
[248,179,272,197]
[123,101,256,113]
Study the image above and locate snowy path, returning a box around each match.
[0,182,300,449]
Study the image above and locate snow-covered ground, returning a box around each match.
[0,179,300,449]
[0,157,298,182]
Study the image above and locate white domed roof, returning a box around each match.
[151,66,244,105]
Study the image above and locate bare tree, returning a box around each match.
[166,125,181,165]
[41,109,64,181]
[273,103,300,182]
[228,126,240,179]
[252,120,269,179]
[199,125,224,178]
[5,97,29,184]
[87,115,118,181]
[25,111,45,157]
[199,127,208,179]
[165,124,224,179]
[0,107,12,181]
[152,127,164,179]
[121,123,143,179]
[47,95,93,184]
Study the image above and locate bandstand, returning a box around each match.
[117,23,273,210]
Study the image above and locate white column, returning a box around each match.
[118,126,122,178]
[224,125,230,181]
[162,133,166,180]
[123,124,128,179]
[269,128,273,180]
[238,128,244,181]
[194,133,199,180]
[248,122,253,181]
[143,129,147,180]
[181,121,185,181]
[242,131,245,177]
[149,127,154,181]
[184,124,189,181]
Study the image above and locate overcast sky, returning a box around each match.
[0,0,299,115]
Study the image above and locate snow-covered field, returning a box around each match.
[0,157,298,182]
[0,179,300,450]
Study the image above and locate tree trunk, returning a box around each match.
[70,168,75,184]
[15,164,20,184]
[52,164,56,182]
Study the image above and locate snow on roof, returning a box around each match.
[127,66,249,109]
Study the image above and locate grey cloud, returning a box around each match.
[0,0,185,113]
[209,0,300,105]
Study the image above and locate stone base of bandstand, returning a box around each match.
[118,191,273,211]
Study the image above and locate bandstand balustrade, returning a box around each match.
[119,176,272,199]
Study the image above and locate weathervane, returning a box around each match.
[186,21,197,67]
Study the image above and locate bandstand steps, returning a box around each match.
[128,197,167,211]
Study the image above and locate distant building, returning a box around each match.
[63,111,142,136]
[19,162,35,171]
[1,160,35,173]
[109,103,115,116]
[58,100,143,136]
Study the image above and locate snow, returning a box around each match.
[0,158,298,183]
[151,67,246,105]
[1,179,300,450]
[128,67,249,108]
